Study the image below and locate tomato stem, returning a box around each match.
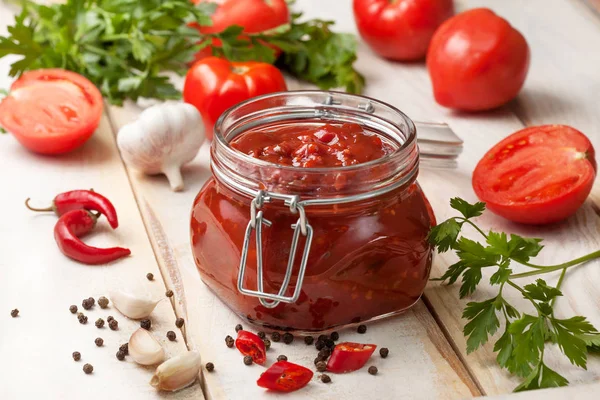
[509,250,600,279]
[24,198,54,212]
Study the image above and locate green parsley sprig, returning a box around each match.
[0,0,363,105]
[429,198,600,392]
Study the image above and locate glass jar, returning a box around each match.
[191,91,441,332]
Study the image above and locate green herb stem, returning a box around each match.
[462,218,489,239]
[507,280,542,314]
[509,250,600,279]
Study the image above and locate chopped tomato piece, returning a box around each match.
[327,342,377,373]
[257,361,313,392]
[235,330,267,364]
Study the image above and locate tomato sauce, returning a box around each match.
[191,122,434,331]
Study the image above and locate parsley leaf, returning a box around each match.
[428,218,461,253]
[551,316,598,368]
[523,279,562,303]
[449,197,486,219]
[462,297,501,353]
[514,362,569,392]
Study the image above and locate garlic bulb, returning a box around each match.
[150,351,202,392]
[109,290,160,320]
[117,103,205,192]
[129,328,165,365]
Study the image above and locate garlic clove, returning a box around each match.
[162,164,184,192]
[150,351,202,392]
[129,328,165,366]
[109,290,160,320]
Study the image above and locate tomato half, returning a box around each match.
[427,8,530,111]
[257,361,313,392]
[0,69,103,154]
[235,330,267,364]
[472,125,597,225]
[327,342,377,373]
[353,0,454,61]
[183,57,287,140]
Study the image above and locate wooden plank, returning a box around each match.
[0,6,204,399]
[487,381,600,400]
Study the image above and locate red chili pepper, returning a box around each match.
[54,209,131,265]
[235,330,267,364]
[326,342,377,373]
[26,190,119,229]
[257,361,313,392]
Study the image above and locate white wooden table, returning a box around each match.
[2,0,600,398]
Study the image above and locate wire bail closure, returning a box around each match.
[237,190,313,309]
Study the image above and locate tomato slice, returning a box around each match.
[257,361,313,392]
[327,342,377,373]
[472,125,596,225]
[235,330,267,364]
[0,69,103,154]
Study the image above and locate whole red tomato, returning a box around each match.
[353,0,454,61]
[183,57,287,140]
[427,8,530,111]
[192,0,290,61]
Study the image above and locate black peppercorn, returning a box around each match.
[225,335,235,348]
[140,319,152,330]
[107,316,114,323]
[330,331,339,341]
[282,332,294,344]
[235,324,243,332]
[69,305,78,314]
[315,340,325,351]
[205,362,215,372]
[320,374,331,383]
[243,355,253,365]
[146,273,154,281]
[357,324,367,334]
[324,338,335,349]
[72,351,81,361]
[83,363,93,374]
[304,336,314,345]
[314,356,325,365]
[318,348,331,359]
[257,331,266,339]
[82,299,92,310]
[316,361,327,372]
[165,290,174,298]
[78,314,88,324]
[109,319,118,330]
[176,318,185,328]
[95,318,104,328]
[379,348,389,358]
[88,297,95,306]
[10,309,18,318]
[318,334,328,342]
[271,332,281,342]
[98,296,109,309]
[368,366,378,375]
[95,337,104,347]
[277,355,288,362]
[119,343,129,355]
[116,350,126,361]
[263,338,271,350]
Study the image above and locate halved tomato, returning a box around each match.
[0,69,103,154]
[472,125,596,225]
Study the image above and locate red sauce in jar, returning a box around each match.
[191,122,434,331]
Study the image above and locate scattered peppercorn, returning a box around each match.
[119,343,129,355]
[205,362,215,372]
[277,355,288,362]
[314,356,325,365]
[380,348,389,358]
[320,374,331,383]
[257,331,266,339]
[243,355,253,365]
[95,338,104,347]
[324,338,335,349]
[271,332,281,342]
[318,348,331,359]
[98,296,109,309]
[88,297,95,306]
[318,334,328,342]
[83,364,93,374]
[176,318,185,328]
[368,366,378,375]
[167,331,177,341]
[146,273,154,281]
[282,332,294,344]
[10,309,18,318]
[225,335,235,348]
[95,318,104,328]
[109,319,118,330]
[315,340,325,351]
[330,331,339,341]
[165,290,174,298]
[116,351,126,361]
[69,305,78,314]
[72,351,81,361]
[82,299,93,310]
[140,319,152,330]
[235,324,243,332]
[304,336,314,345]
[357,324,367,334]
[107,316,114,323]
[316,361,327,372]
[263,338,271,350]
[78,314,88,324]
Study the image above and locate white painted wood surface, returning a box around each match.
[2,0,600,399]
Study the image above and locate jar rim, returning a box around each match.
[213,90,417,174]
